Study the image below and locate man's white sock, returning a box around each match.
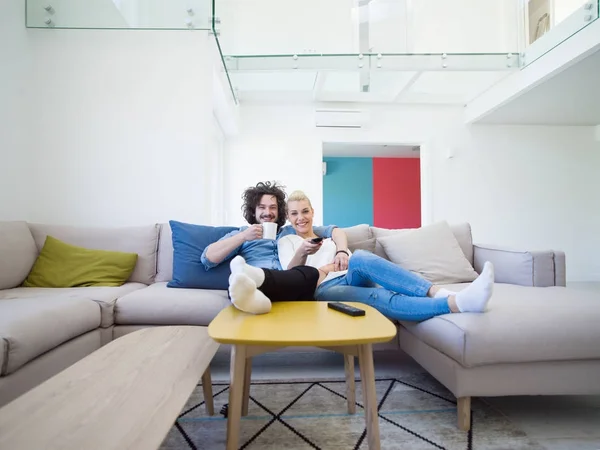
[433,288,456,299]
[455,262,494,313]
[230,256,265,287]
[228,273,271,315]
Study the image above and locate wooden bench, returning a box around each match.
[0,326,219,450]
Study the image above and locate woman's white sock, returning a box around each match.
[228,273,271,315]
[230,255,265,287]
[433,288,456,299]
[455,262,494,313]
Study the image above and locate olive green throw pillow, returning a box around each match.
[23,235,138,288]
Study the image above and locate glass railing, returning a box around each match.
[216,0,521,56]
[215,0,521,104]
[520,0,599,66]
[26,0,212,30]
[24,0,599,103]
[26,0,238,103]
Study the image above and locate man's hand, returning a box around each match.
[334,251,349,271]
[241,224,263,241]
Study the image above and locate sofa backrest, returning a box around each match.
[0,221,39,289]
[155,223,173,283]
[343,222,474,266]
[156,221,474,284]
[27,223,160,285]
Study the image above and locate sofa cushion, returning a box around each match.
[167,220,237,290]
[401,283,600,367]
[474,245,557,287]
[0,222,38,290]
[115,282,230,327]
[27,224,159,285]
[23,236,138,288]
[371,222,474,265]
[341,224,371,247]
[0,283,146,327]
[155,223,173,283]
[378,221,479,284]
[0,297,100,375]
[348,238,376,254]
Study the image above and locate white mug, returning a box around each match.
[262,222,277,240]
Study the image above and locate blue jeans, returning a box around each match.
[315,250,451,321]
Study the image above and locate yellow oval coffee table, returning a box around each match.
[208,301,397,450]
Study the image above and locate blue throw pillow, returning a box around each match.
[167,220,238,290]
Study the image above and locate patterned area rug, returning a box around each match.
[160,372,544,450]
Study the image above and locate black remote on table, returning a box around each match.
[327,302,366,317]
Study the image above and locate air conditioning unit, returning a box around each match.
[314,109,367,129]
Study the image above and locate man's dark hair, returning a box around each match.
[241,181,287,228]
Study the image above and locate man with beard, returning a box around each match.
[201,181,349,313]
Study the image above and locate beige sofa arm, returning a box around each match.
[473,245,566,287]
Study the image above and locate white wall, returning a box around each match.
[0,0,31,220]
[225,104,325,225]
[225,103,464,226]
[2,0,233,227]
[23,29,221,227]
[226,103,600,282]
[427,125,600,282]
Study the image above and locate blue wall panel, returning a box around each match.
[323,157,373,227]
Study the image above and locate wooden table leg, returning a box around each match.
[242,357,252,416]
[358,343,380,450]
[344,354,356,414]
[201,366,214,415]
[359,351,369,413]
[227,345,247,450]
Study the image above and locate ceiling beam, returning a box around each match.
[312,72,326,100]
[393,71,422,102]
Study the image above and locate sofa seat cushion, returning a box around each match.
[0,297,100,375]
[401,283,600,368]
[0,283,146,327]
[115,282,230,327]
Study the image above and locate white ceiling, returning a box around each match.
[323,142,419,157]
[477,48,600,125]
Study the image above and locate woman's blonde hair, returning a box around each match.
[287,190,313,209]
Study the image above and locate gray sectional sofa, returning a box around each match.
[0,221,231,407]
[1,220,599,431]
[344,223,600,430]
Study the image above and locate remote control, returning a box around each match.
[311,237,324,243]
[327,302,366,317]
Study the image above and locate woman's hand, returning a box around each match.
[318,263,336,274]
[298,239,322,257]
[334,251,349,271]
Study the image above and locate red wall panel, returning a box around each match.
[372,158,421,229]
